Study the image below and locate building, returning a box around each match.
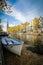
[39,16,43,32]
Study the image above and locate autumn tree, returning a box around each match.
[22,22,29,32]
[32,18,40,31]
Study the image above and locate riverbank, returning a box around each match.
[3,43,43,65]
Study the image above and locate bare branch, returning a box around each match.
[0,0,12,13]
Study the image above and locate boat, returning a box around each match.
[0,32,24,56]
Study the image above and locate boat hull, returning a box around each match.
[4,44,23,56]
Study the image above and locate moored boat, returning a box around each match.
[0,32,24,56]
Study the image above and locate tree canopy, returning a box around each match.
[32,18,40,30]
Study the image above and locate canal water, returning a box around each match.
[11,33,43,46]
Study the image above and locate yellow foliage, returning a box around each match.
[21,22,29,29]
[32,18,40,30]
[7,22,29,33]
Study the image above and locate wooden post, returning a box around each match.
[0,38,5,65]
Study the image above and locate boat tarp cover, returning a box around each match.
[1,36,23,45]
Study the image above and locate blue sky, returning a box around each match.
[0,0,43,30]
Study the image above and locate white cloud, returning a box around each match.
[3,0,39,24]
[25,9,38,21]
[4,5,38,24]
[3,5,26,23]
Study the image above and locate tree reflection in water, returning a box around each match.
[26,35,43,55]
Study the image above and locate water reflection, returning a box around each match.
[12,33,43,46]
